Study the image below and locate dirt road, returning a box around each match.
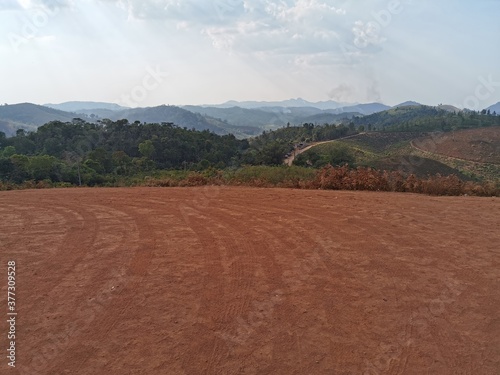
[284,133,364,166]
[0,187,499,374]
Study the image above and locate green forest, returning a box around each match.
[0,119,360,186]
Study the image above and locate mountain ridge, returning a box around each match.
[1,99,498,139]
[45,101,128,112]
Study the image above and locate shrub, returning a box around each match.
[312,165,499,196]
[179,173,208,187]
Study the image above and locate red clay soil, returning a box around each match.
[0,187,499,375]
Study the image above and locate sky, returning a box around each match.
[1,0,499,109]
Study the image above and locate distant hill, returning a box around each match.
[437,104,461,113]
[72,108,121,119]
[45,101,128,112]
[486,102,500,114]
[0,103,77,136]
[349,105,500,133]
[338,103,391,115]
[5,99,493,140]
[300,112,361,124]
[106,105,232,135]
[183,105,286,129]
[349,105,443,131]
[207,99,390,114]
[0,103,239,138]
[209,98,350,110]
[183,105,363,135]
[393,101,422,108]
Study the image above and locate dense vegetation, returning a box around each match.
[0,107,499,196]
[0,119,360,186]
[0,119,248,185]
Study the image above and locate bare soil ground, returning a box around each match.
[1,187,499,374]
[414,127,500,164]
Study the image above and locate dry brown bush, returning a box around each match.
[20,180,37,190]
[315,166,390,191]
[313,164,499,196]
[385,171,406,192]
[145,178,179,187]
[35,180,53,189]
[418,174,463,196]
[178,173,209,187]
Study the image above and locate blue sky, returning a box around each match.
[1,0,499,108]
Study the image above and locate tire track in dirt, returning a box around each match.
[171,192,327,373]
[42,202,152,374]
[175,204,264,374]
[217,199,358,372]
[193,220,251,373]
[3,201,99,319]
[0,197,123,374]
[24,202,100,294]
[0,203,38,253]
[222,194,418,372]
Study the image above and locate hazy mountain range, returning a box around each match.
[0,99,498,138]
[486,102,500,113]
[45,101,129,112]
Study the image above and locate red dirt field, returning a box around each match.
[1,187,499,374]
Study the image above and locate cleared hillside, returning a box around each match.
[414,127,500,164]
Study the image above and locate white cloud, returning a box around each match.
[0,0,21,10]
[16,0,74,10]
[114,0,245,23]
[352,20,385,48]
[192,1,348,61]
[266,0,345,21]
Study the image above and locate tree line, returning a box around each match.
[0,119,249,185]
